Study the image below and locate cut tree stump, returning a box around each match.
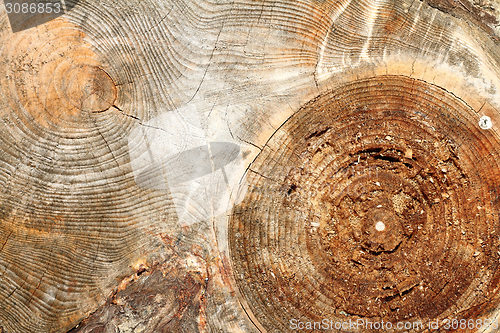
[1,0,500,332]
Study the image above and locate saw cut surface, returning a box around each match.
[0,18,175,333]
[1,0,500,331]
[230,75,500,332]
[0,19,117,128]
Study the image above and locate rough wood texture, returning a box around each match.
[231,75,500,331]
[0,0,500,332]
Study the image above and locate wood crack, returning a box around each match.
[0,231,12,253]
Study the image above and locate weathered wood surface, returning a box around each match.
[0,0,500,332]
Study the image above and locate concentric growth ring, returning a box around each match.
[230,76,500,332]
[0,19,117,130]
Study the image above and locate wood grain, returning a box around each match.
[0,15,178,333]
[0,0,499,332]
[230,75,500,331]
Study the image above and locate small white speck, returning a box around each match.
[377,205,382,208]
[479,116,492,130]
[375,182,381,186]
[375,221,385,231]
